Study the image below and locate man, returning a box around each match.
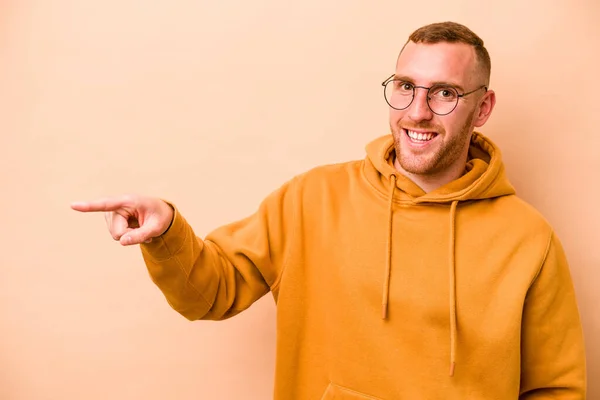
[72,21,587,399]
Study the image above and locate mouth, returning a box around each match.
[403,129,439,143]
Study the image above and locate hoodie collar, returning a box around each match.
[363,131,516,203]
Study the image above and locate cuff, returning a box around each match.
[140,200,189,261]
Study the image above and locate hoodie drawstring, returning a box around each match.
[381,174,396,320]
[381,174,460,378]
[448,200,458,377]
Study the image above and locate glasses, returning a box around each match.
[381,74,487,116]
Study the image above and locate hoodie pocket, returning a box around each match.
[320,382,383,400]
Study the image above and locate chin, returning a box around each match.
[397,155,437,176]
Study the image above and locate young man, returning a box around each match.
[72,22,587,399]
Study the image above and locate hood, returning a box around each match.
[362,131,515,377]
[364,131,516,203]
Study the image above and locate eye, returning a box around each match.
[394,81,414,94]
[430,86,457,101]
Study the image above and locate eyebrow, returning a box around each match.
[394,75,465,92]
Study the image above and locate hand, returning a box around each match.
[70,195,174,246]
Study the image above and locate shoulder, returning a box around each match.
[276,159,366,209]
[483,194,557,245]
[496,195,552,227]
[291,159,364,188]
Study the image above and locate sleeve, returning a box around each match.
[519,232,587,399]
[138,177,298,321]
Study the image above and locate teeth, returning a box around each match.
[407,130,435,141]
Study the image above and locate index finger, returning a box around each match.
[70,197,129,213]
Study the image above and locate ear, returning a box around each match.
[473,89,496,127]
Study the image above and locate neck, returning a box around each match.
[393,155,468,193]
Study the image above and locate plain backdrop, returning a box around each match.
[1,0,598,399]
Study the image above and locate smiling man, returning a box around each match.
[72,22,587,399]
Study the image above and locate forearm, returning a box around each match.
[139,206,271,321]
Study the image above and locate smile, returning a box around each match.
[405,130,438,142]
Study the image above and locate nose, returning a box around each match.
[407,87,433,122]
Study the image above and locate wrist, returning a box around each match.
[160,201,175,236]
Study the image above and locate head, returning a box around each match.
[385,21,496,181]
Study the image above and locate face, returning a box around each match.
[389,41,495,177]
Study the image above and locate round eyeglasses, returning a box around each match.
[381,74,487,116]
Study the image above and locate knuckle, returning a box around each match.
[109,227,122,240]
[122,194,135,203]
[123,194,141,207]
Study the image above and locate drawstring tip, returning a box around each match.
[381,304,388,319]
[449,362,455,377]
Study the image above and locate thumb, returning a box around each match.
[119,224,159,246]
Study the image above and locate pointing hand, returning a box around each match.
[71,195,174,246]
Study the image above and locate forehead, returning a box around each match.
[395,41,478,87]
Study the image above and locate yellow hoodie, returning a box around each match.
[140,132,586,399]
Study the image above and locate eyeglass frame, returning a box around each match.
[381,74,488,116]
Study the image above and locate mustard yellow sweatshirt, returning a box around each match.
[140,132,586,399]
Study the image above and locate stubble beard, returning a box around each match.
[392,109,476,176]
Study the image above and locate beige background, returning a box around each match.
[1,0,598,399]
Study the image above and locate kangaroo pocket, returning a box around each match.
[320,383,384,400]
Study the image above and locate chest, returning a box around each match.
[298,202,532,326]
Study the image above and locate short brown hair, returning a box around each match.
[400,21,491,85]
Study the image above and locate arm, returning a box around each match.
[519,232,587,399]
[139,178,298,321]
